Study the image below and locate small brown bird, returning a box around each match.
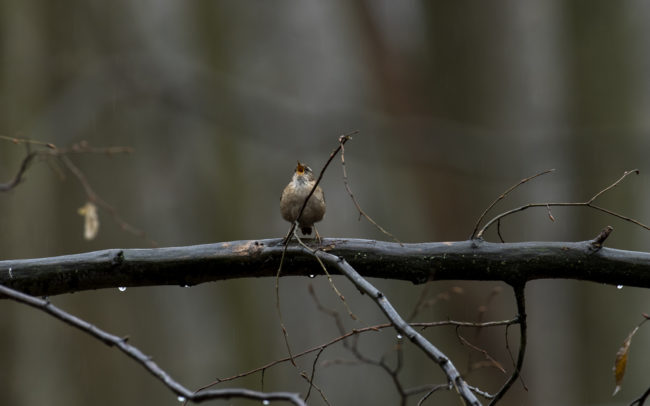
[280,161,326,239]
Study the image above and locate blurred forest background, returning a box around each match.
[1,2,649,405]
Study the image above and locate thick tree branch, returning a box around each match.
[1,237,649,298]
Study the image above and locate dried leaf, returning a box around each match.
[612,325,639,396]
[78,202,99,240]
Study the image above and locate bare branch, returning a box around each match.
[303,347,326,403]
[1,139,151,244]
[471,169,555,239]
[2,238,650,298]
[489,284,527,405]
[475,169,644,240]
[0,284,306,406]
[0,151,40,191]
[59,155,154,244]
[309,248,481,405]
[339,136,402,244]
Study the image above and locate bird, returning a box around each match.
[280,161,326,240]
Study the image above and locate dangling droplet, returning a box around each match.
[177,396,186,402]
[308,274,315,278]
[118,286,127,292]
[396,334,403,340]
[262,400,270,405]
[616,285,623,290]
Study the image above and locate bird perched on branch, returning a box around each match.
[280,161,326,239]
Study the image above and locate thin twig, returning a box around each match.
[294,229,356,320]
[303,347,326,402]
[274,244,297,367]
[282,131,357,245]
[587,170,639,204]
[339,137,402,244]
[59,155,156,245]
[476,170,645,240]
[1,139,151,244]
[471,169,555,239]
[629,386,650,406]
[309,248,482,405]
[489,284,528,405]
[0,151,39,191]
[195,319,513,389]
[456,327,506,374]
[299,371,331,405]
[0,134,57,148]
[417,384,450,406]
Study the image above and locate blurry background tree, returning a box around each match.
[1,1,649,405]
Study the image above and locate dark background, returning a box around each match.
[1,2,648,405]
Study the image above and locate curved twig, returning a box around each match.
[282,131,357,244]
[489,283,527,405]
[475,170,643,239]
[339,137,402,244]
[471,169,555,239]
[0,151,40,191]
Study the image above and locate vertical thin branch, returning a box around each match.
[489,283,527,405]
[282,131,357,244]
[339,138,402,244]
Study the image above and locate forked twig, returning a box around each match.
[302,347,328,404]
[1,138,152,244]
[308,248,482,405]
[192,318,514,392]
[471,169,555,239]
[475,169,646,240]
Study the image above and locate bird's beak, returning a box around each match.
[296,161,306,174]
